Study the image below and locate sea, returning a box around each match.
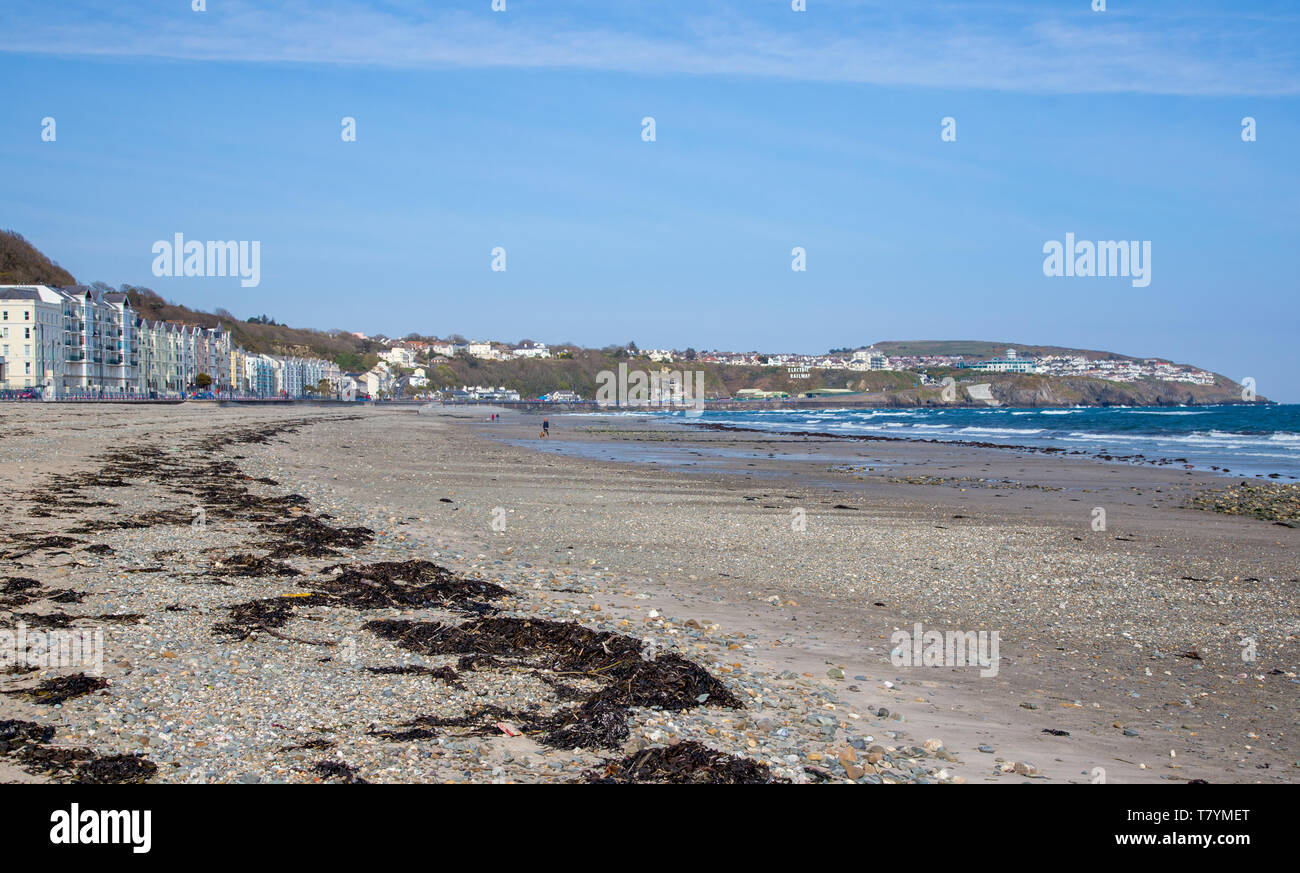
[590,404,1300,480]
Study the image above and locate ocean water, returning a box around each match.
[586,405,1300,480]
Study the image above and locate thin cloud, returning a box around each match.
[2,0,1297,95]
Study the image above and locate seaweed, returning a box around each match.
[212,595,327,641]
[312,759,367,783]
[583,741,787,784]
[0,719,54,754]
[365,664,464,688]
[364,617,742,750]
[209,553,302,578]
[312,560,506,612]
[3,673,109,705]
[257,515,374,557]
[74,754,157,784]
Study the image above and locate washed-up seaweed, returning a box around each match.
[11,611,142,628]
[280,738,336,752]
[0,719,54,754]
[583,741,787,784]
[0,577,44,606]
[365,664,464,688]
[257,515,374,557]
[369,705,528,741]
[209,553,301,578]
[73,754,158,784]
[312,759,367,783]
[0,534,84,559]
[364,617,742,749]
[212,595,327,641]
[16,745,96,776]
[312,560,506,612]
[3,673,109,705]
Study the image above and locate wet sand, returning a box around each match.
[467,408,1298,783]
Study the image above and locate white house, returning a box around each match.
[512,341,551,359]
[381,346,417,367]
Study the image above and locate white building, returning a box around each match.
[848,347,891,371]
[381,346,417,367]
[511,341,551,359]
[970,348,1038,374]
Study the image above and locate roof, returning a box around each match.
[0,284,64,303]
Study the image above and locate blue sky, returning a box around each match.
[2,0,1297,398]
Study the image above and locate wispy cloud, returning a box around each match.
[3,0,1298,95]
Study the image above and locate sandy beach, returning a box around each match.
[1,402,1295,784]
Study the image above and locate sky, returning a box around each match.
[2,0,1297,399]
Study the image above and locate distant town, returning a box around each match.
[1,282,1219,401]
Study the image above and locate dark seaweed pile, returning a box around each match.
[0,719,155,784]
[583,741,787,784]
[364,617,742,750]
[3,673,109,705]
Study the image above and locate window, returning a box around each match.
[24,311,30,320]
[24,327,30,339]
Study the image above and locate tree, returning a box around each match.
[317,378,332,396]
[336,352,364,372]
[195,373,212,390]
[684,348,697,361]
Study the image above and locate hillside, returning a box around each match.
[124,287,378,368]
[0,230,77,286]
[873,340,1137,361]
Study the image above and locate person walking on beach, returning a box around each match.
[541,418,550,438]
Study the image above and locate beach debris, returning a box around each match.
[280,738,336,752]
[209,553,301,577]
[312,759,367,783]
[213,595,326,641]
[583,741,787,784]
[4,673,109,705]
[258,514,374,556]
[313,560,506,612]
[0,719,55,754]
[0,719,155,783]
[0,577,45,607]
[72,754,158,784]
[365,617,742,749]
[365,664,464,688]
